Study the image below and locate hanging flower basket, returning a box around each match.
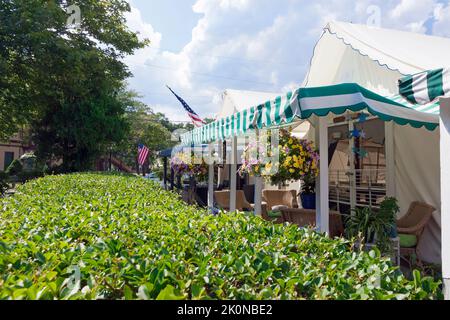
[170,151,208,181]
[238,137,278,178]
[270,129,319,185]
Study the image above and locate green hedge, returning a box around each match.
[0,173,442,300]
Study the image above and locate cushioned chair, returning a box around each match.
[397,201,435,266]
[280,208,344,238]
[214,190,267,216]
[262,190,299,211]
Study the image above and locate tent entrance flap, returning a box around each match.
[181,83,439,146]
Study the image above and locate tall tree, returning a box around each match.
[0,0,147,171]
[113,96,175,171]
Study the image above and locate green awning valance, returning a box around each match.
[181,83,439,145]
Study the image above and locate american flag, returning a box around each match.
[138,144,150,166]
[167,85,206,127]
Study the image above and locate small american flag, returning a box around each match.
[167,85,206,127]
[138,144,150,166]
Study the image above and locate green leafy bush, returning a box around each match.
[17,170,44,183]
[0,173,442,300]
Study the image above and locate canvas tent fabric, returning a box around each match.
[217,89,282,119]
[304,21,450,264]
[304,21,450,88]
[399,68,450,105]
[180,83,438,145]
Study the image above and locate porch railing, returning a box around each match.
[329,169,387,213]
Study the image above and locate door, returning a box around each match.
[4,151,14,171]
[328,116,387,214]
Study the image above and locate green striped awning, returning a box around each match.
[399,68,449,105]
[389,94,440,115]
[181,83,440,145]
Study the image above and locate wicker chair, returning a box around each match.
[262,190,299,211]
[397,201,435,266]
[280,208,344,238]
[214,190,267,215]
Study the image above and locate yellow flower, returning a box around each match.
[293,162,300,168]
[265,162,273,171]
[288,139,293,145]
[289,169,295,173]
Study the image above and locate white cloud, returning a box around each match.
[124,6,162,68]
[433,3,450,37]
[124,0,450,123]
[389,0,436,33]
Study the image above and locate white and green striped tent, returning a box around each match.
[181,82,439,146]
[399,68,450,105]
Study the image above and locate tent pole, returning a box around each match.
[385,121,396,197]
[317,117,329,234]
[230,136,237,212]
[440,97,450,300]
[254,177,263,216]
[348,120,357,210]
[207,142,217,211]
[208,160,214,211]
[254,130,262,216]
[315,121,321,225]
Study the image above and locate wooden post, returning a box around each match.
[170,167,175,191]
[163,157,168,189]
[440,97,450,299]
[317,116,329,234]
[230,136,237,212]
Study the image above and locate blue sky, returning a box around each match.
[124,0,450,123]
[131,0,201,52]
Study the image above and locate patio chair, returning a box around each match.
[397,201,435,267]
[262,189,299,211]
[280,208,344,238]
[214,190,267,216]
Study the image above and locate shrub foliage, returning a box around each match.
[0,173,442,300]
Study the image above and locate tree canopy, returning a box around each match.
[0,0,148,171]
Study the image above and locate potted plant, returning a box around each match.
[299,173,316,209]
[345,197,400,255]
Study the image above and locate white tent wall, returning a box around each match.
[394,125,441,263]
[303,21,447,264]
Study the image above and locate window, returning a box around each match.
[4,152,14,171]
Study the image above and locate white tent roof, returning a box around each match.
[304,21,450,95]
[217,89,282,119]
